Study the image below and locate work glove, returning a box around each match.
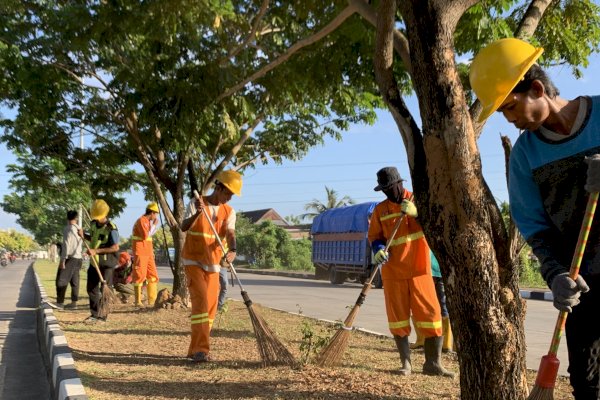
[374,249,389,264]
[585,154,600,193]
[550,272,590,313]
[401,199,418,218]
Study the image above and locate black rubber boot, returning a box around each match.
[393,335,412,376]
[423,336,454,377]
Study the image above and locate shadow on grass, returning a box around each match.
[74,349,270,369]
[62,327,191,337]
[77,373,405,399]
[74,349,187,365]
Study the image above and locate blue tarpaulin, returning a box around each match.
[310,202,378,234]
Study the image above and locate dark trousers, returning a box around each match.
[433,276,448,318]
[566,274,600,400]
[55,258,82,304]
[87,266,114,317]
[218,267,228,310]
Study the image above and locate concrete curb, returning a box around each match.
[32,264,88,400]
[235,267,553,302]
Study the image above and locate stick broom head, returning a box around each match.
[315,305,361,367]
[97,284,117,319]
[242,292,296,367]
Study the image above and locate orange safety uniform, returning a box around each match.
[131,215,159,287]
[368,189,442,338]
[182,203,233,357]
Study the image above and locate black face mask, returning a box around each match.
[382,182,404,204]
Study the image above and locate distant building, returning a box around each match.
[239,208,310,239]
[240,208,290,226]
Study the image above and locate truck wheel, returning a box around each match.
[329,267,347,285]
[372,268,383,289]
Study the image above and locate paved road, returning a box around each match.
[156,266,569,375]
[0,260,51,400]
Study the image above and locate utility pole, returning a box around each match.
[79,120,84,227]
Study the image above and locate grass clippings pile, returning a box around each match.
[34,261,573,399]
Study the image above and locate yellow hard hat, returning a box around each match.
[216,170,243,196]
[469,38,543,122]
[147,202,159,213]
[90,199,109,220]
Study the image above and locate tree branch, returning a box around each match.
[501,135,526,259]
[373,0,420,167]
[208,114,265,189]
[222,0,270,64]
[515,0,555,39]
[215,3,358,103]
[349,0,412,73]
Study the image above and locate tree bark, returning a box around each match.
[375,1,528,398]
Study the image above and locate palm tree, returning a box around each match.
[300,186,355,221]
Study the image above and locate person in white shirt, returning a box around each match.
[56,210,83,309]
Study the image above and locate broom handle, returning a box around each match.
[342,211,406,327]
[82,238,108,285]
[80,206,109,285]
[547,191,599,357]
[192,190,247,293]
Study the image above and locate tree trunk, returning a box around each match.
[170,226,188,299]
[375,1,529,398]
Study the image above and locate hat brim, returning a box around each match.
[374,179,404,192]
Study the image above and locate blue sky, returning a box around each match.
[1,53,599,237]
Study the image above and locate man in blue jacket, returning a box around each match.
[470,38,600,399]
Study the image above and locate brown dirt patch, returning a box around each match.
[34,260,573,399]
[53,301,573,400]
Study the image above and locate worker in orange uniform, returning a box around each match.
[368,167,453,377]
[181,170,241,363]
[131,202,160,307]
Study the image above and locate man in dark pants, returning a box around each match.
[55,210,83,309]
[470,37,600,399]
[82,199,120,323]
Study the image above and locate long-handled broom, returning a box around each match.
[193,190,296,367]
[316,213,405,367]
[528,191,599,399]
[82,238,118,319]
[81,206,118,319]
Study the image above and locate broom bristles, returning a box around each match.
[316,327,352,367]
[527,385,554,400]
[315,304,362,367]
[97,284,117,319]
[247,304,296,367]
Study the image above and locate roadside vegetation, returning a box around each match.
[34,259,571,399]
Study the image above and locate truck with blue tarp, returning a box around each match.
[310,202,382,287]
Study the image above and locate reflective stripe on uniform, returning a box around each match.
[380,212,403,221]
[187,231,227,244]
[415,320,442,329]
[131,235,152,241]
[191,313,210,325]
[188,231,216,239]
[388,319,411,329]
[389,231,424,247]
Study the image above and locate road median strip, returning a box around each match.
[32,263,88,400]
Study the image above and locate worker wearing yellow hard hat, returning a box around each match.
[131,202,161,307]
[470,38,600,399]
[82,199,120,323]
[180,169,242,363]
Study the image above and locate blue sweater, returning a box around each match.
[509,95,600,282]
